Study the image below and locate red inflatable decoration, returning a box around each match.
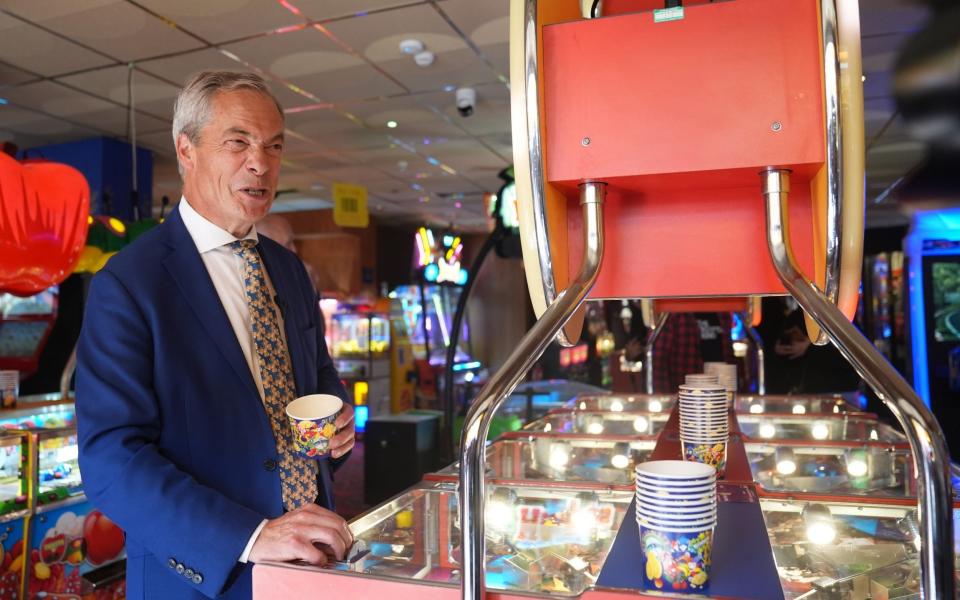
[0,153,90,296]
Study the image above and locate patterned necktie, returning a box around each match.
[230,239,318,511]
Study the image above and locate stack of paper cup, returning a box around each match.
[635,460,717,594]
[703,362,737,407]
[678,384,728,474]
[684,373,718,386]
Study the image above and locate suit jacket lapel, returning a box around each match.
[257,241,309,396]
[159,209,261,401]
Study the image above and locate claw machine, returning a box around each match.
[329,305,391,428]
[25,427,126,600]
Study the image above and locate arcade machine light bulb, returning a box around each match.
[811,422,830,441]
[845,450,869,478]
[759,423,777,439]
[610,442,631,469]
[586,417,605,435]
[487,488,518,532]
[792,404,807,415]
[549,443,571,470]
[610,400,624,412]
[648,399,663,413]
[802,503,837,545]
[749,403,764,414]
[633,416,649,433]
[775,448,797,476]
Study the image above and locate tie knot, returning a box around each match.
[229,239,257,255]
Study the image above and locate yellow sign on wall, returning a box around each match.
[332,182,369,228]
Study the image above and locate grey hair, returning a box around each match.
[172,71,284,175]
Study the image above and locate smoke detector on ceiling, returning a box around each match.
[414,51,435,67]
[399,39,425,55]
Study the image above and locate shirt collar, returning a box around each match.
[178,196,258,254]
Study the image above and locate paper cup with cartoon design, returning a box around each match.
[286,394,343,459]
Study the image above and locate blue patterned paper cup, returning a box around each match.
[641,524,713,594]
[286,394,343,459]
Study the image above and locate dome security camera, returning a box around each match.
[455,87,476,117]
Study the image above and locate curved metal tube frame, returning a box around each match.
[815,0,844,346]
[459,182,605,600]
[762,168,954,600]
[644,313,669,395]
[523,0,574,347]
[742,318,766,395]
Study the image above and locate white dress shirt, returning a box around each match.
[179,197,282,563]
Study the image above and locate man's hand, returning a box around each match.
[330,403,355,459]
[247,504,354,565]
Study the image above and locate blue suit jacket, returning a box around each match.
[76,208,348,599]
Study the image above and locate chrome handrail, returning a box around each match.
[459,182,605,600]
[815,0,844,346]
[523,0,573,347]
[762,168,954,600]
[644,313,669,395]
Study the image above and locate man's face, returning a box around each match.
[177,89,284,236]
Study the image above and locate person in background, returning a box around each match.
[758,297,860,394]
[651,312,736,393]
[256,213,322,293]
[76,71,355,600]
[257,214,324,337]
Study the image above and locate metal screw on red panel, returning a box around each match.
[771,121,782,132]
[581,137,591,146]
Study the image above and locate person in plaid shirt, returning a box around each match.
[650,313,736,393]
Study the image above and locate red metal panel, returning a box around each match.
[541,0,824,299]
[566,178,816,298]
[543,0,824,182]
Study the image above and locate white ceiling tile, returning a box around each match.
[68,108,170,138]
[57,66,181,119]
[135,0,305,44]
[368,48,500,93]
[325,5,462,60]
[220,27,362,78]
[434,0,509,46]
[0,63,40,88]
[288,66,406,103]
[1,81,115,117]
[138,48,248,86]
[294,0,425,22]
[6,2,204,62]
[0,12,114,76]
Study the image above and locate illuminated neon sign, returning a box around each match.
[414,226,468,285]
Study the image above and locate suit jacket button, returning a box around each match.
[263,459,277,471]
[192,573,203,585]
[176,563,185,575]
[168,558,176,569]
[185,568,194,579]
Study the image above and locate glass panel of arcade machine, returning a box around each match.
[761,499,960,600]
[36,430,82,506]
[433,437,657,486]
[330,312,390,359]
[563,394,675,414]
[0,434,26,517]
[340,482,631,596]
[391,285,471,365]
[746,443,916,498]
[738,414,906,443]
[0,289,57,359]
[735,394,860,415]
[524,411,670,437]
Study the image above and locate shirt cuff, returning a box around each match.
[239,519,268,563]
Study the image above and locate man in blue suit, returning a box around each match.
[76,71,355,599]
